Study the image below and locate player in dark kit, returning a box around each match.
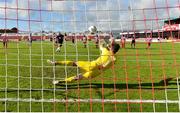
[28,33,32,46]
[131,37,136,48]
[72,33,75,44]
[82,34,87,48]
[95,34,99,48]
[56,32,64,52]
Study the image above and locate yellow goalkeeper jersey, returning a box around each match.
[76,46,115,72]
[95,47,115,67]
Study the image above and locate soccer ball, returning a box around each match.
[88,26,97,34]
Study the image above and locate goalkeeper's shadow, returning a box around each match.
[57,79,179,90]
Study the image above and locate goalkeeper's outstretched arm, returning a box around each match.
[47,59,76,66]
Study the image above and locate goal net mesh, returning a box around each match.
[0,0,180,112]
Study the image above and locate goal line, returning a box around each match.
[0,98,179,104]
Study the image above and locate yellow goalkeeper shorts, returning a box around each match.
[76,61,98,71]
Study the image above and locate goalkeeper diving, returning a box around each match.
[47,35,120,85]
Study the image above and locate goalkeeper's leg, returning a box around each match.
[52,71,98,85]
[52,74,84,85]
[47,59,76,66]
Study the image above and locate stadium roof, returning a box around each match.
[164,17,180,24]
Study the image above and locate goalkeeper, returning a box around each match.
[47,38,120,85]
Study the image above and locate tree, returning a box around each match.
[11,27,18,33]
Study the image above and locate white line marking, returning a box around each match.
[0,98,179,104]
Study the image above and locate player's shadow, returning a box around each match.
[58,83,177,90]
[1,78,178,94]
[124,47,157,50]
[57,78,179,90]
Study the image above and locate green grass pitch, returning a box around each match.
[0,41,180,112]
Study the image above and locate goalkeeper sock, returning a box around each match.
[56,47,60,52]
